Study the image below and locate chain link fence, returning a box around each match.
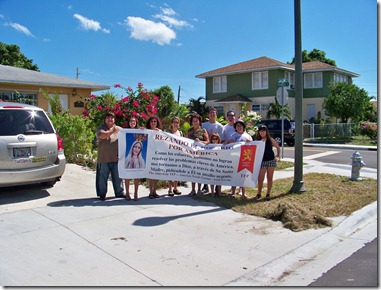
[303,123,362,140]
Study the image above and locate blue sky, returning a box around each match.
[0,0,378,104]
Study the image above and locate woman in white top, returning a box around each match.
[166,116,183,196]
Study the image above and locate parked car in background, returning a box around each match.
[0,102,66,187]
[256,119,295,146]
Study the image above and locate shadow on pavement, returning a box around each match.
[47,194,224,209]
[0,184,51,205]
[133,207,226,227]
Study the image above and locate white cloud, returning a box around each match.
[73,14,110,34]
[126,16,176,45]
[5,22,34,37]
[153,6,193,29]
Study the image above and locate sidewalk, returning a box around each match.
[0,147,377,286]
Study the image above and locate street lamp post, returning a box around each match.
[291,0,306,193]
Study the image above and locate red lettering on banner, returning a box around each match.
[237,145,256,173]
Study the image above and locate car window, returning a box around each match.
[0,110,55,136]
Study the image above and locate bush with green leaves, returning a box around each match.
[49,113,96,165]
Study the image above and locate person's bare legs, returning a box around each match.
[256,168,266,199]
[265,167,276,199]
[125,179,131,200]
[133,179,140,200]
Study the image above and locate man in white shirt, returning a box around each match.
[201,107,224,194]
[221,110,236,144]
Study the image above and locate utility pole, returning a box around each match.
[291,0,306,193]
[76,68,80,79]
[177,85,181,104]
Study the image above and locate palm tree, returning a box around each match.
[267,97,292,119]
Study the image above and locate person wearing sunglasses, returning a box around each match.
[221,111,236,144]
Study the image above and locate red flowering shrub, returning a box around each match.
[83,82,159,129]
[360,122,377,142]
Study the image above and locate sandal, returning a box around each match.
[173,189,182,195]
[125,194,131,200]
[168,190,175,197]
[255,194,262,200]
[133,196,139,201]
[153,192,160,198]
[188,191,196,196]
[265,194,270,201]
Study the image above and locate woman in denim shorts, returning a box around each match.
[255,125,281,200]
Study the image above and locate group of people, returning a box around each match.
[95,108,280,202]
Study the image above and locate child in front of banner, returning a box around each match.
[209,132,222,197]
[166,116,183,196]
[254,124,281,201]
[186,113,209,196]
[228,119,253,199]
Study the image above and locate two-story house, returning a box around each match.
[0,64,110,115]
[196,56,359,121]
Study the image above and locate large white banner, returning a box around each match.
[118,129,265,187]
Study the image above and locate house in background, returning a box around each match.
[196,56,359,121]
[0,64,110,115]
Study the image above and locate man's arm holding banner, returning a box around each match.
[118,129,265,188]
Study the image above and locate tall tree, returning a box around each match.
[0,42,39,71]
[187,96,207,118]
[323,82,374,123]
[288,48,336,66]
[152,85,176,119]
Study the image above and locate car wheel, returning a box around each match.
[287,140,295,147]
[42,179,57,188]
[274,136,282,146]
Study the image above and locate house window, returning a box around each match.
[304,72,323,88]
[0,91,37,106]
[213,106,224,116]
[252,71,268,90]
[334,73,348,84]
[213,76,227,93]
[252,104,269,111]
[285,71,295,88]
[48,94,69,114]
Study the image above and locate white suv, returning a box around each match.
[0,102,66,187]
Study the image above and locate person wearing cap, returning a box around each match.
[254,124,281,201]
[228,119,253,198]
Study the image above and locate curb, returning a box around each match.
[303,143,377,151]
[225,201,378,286]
